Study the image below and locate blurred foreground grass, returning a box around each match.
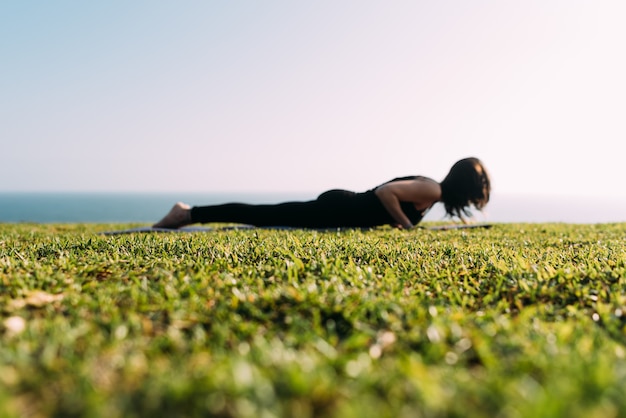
[1,222,626,417]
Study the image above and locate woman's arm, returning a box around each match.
[374,179,441,229]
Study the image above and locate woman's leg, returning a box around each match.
[153,200,324,229]
[152,189,383,229]
[189,201,324,228]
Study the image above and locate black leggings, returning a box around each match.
[190,189,395,228]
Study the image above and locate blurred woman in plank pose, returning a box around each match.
[154,157,490,230]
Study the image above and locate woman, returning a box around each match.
[154,157,490,229]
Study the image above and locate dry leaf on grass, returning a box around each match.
[3,316,26,336]
[7,290,65,310]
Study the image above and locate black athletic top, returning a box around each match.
[314,175,432,228]
[374,175,431,225]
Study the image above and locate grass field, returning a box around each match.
[1,222,626,418]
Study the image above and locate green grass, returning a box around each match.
[1,222,626,418]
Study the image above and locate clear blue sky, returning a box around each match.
[2,1,625,197]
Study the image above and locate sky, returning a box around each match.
[2,1,625,198]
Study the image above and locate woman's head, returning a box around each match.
[440,157,491,219]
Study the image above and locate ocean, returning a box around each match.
[1,192,625,224]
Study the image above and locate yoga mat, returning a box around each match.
[101,224,492,235]
[425,223,493,231]
[101,225,253,235]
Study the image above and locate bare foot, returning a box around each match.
[153,202,193,229]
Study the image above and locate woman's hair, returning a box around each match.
[440,157,491,219]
